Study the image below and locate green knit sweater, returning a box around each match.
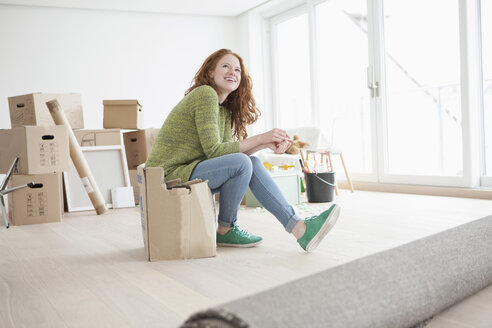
[146,85,240,182]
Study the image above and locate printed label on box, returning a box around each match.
[39,141,59,166]
[26,192,47,217]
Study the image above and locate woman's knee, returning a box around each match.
[228,153,252,175]
[250,155,264,170]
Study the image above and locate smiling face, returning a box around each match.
[210,54,242,103]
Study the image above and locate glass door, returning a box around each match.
[314,0,373,175]
[480,0,492,186]
[272,8,313,129]
[380,0,464,185]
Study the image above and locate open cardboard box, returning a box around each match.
[137,164,216,261]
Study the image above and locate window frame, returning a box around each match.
[266,0,489,189]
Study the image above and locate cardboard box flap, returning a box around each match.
[169,179,204,190]
[165,178,181,189]
[144,166,167,189]
[103,100,142,108]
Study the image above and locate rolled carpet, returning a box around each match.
[181,215,492,328]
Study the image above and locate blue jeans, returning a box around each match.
[190,153,302,233]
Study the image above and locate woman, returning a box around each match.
[146,49,340,252]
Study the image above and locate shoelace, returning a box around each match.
[305,215,317,221]
[232,226,254,238]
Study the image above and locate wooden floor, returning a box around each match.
[1,190,492,327]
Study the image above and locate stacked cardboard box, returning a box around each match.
[123,129,160,170]
[1,94,159,224]
[3,92,83,226]
[0,125,70,225]
[103,100,143,130]
[73,128,122,147]
[8,173,64,225]
[124,129,160,205]
[9,93,84,129]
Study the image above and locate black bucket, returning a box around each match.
[305,171,335,203]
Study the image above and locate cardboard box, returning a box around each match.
[8,173,63,225]
[137,164,216,261]
[129,169,139,205]
[103,100,143,129]
[0,126,70,175]
[245,171,301,207]
[73,129,122,147]
[123,129,160,169]
[8,93,84,129]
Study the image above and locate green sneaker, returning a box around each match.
[216,226,263,248]
[297,204,341,252]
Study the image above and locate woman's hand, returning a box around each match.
[240,128,292,155]
[275,139,293,154]
[261,128,290,144]
[267,139,293,154]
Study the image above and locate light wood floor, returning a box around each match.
[1,191,491,328]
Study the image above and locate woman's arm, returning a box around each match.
[195,88,240,158]
[238,134,264,153]
[242,143,268,156]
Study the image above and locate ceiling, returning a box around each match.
[0,0,271,16]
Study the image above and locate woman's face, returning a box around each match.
[210,54,242,99]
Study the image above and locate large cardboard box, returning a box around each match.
[103,100,143,129]
[8,173,63,225]
[8,93,84,129]
[137,165,216,261]
[73,129,122,147]
[123,129,160,169]
[0,126,70,174]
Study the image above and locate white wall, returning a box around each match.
[0,4,240,129]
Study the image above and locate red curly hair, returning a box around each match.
[185,49,260,140]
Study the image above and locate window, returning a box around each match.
[383,0,462,176]
[315,0,371,173]
[274,11,312,129]
[269,0,488,188]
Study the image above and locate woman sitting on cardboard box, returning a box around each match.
[146,49,341,252]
